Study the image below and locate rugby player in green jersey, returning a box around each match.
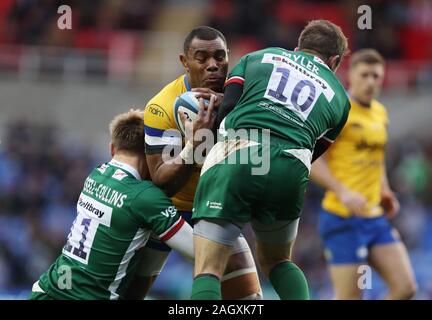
[29,110,193,300]
[191,20,350,300]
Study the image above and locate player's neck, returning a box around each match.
[350,93,372,108]
[299,49,329,68]
[112,154,141,177]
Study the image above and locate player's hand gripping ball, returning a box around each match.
[174,91,209,135]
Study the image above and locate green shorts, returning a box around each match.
[28,291,52,300]
[28,281,53,300]
[193,139,310,224]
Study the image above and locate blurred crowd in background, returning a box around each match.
[0,0,431,86]
[208,0,432,60]
[0,0,162,46]
[0,121,96,296]
[1,0,431,60]
[0,0,431,299]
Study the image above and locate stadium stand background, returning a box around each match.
[0,0,431,299]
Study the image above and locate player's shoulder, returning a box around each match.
[242,47,291,60]
[371,99,387,113]
[326,79,350,113]
[98,161,144,187]
[371,99,389,122]
[87,162,114,181]
[328,71,350,106]
[131,180,171,209]
[130,179,158,195]
[145,75,187,110]
[144,74,187,129]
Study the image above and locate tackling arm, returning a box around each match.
[159,218,194,262]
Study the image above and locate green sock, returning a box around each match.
[269,261,310,300]
[191,274,221,300]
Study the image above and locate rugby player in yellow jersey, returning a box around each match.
[138,26,262,300]
[310,49,417,299]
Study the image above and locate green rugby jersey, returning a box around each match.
[223,48,350,151]
[36,159,182,300]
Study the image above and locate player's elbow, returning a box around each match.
[147,168,175,197]
[147,156,184,196]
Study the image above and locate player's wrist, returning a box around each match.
[179,141,195,164]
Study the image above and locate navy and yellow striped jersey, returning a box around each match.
[144,75,200,212]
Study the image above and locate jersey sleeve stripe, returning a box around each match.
[145,144,165,154]
[225,76,245,86]
[159,217,185,242]
[145,134,182,147]
[318,128,335,143]
[145,144,166,155]
[322,136,334,143]
[144,126,165,137]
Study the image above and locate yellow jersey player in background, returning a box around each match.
[310,49,417,299]
[139,26,262,300]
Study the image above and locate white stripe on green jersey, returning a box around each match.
[108,228,147,300]
[37,160,181,300]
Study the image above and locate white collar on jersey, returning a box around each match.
[313,55,331,70]
[109,159,141,180]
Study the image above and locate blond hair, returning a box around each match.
[109,109,145,154]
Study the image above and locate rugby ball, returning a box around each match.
[173,91,208,136]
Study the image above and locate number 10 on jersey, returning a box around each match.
[262,53,331,121]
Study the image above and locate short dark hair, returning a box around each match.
[109,109,145,154]
[350,48,385,68]
[183,26,226,54]
[298,20,348,60]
